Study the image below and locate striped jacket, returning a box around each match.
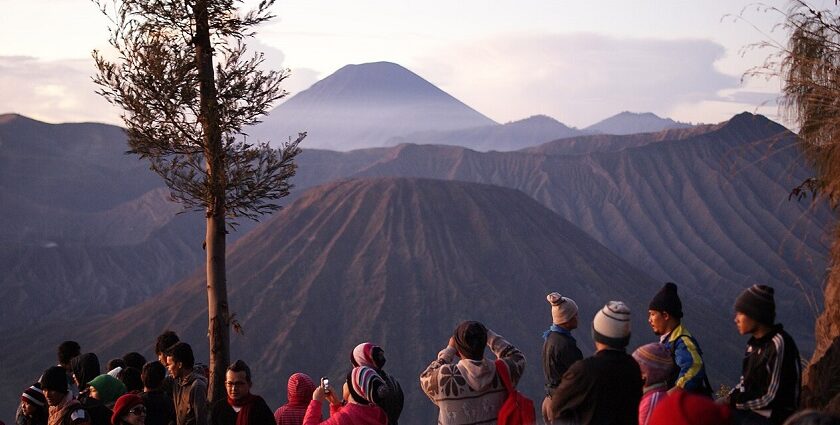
[730,325,801,424]
[661,324,710,393]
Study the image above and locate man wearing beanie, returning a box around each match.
[41,366,90,425]
[420,321,526,425]
[547,301,643,425]
[542,293,583,424]
[726,284,801,425]
[648,282,712,396]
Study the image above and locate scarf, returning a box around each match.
[542,324,576,342]
[48,393,80,425]
[228,393,259,425]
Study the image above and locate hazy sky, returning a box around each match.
[0,0,830,128]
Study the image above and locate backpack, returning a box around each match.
[495,359,536,425]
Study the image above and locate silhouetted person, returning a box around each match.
[57,341,81,398]
[547,301,643,425]
[118,368,143,394]
[71,354,101,393]
[122,354,147,373]
[155,332,180,365]
[18,383,48,425]
[726,285,801,425]
[350,343,403,425]
[42,365,89,425]
[209,360,273,425]
[140,361,175,425]
[542,292,583,424]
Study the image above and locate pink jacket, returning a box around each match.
[302,400,386,425]
[639,384,668,425]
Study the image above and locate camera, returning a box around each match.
[321,377,330,394]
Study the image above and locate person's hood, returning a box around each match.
[71,353,101,389]
[455,359,497,392]
[286,373,316,406]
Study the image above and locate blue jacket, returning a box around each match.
[662,323,710,393]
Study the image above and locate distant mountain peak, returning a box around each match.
[585,111,692,135]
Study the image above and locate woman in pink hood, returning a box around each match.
[302,367,386,425]
[274,373,316,425]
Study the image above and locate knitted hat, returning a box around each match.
[88,374,127,405]
[351,342,386,369]
[632,343,676,385]
[547,292,579,324]
[734,285,775,325]
[649,390,731,425]
[41,366,69,393]
[111,393,144,425]
[649,282,683,318]
[453,321,488,360]
[21,383,46,407]
[592,301,631,348]
[347,366,384,405]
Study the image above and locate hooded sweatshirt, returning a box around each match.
[172,370,208,425]
[301,401,386,425]
[275,374,317,425]
[419,330,526,425]
[71,354,101,391]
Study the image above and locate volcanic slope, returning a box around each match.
[253,61,497,151]
[2,178,665,422]
[309,113,832,360]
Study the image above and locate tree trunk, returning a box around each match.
[194,0,230,406]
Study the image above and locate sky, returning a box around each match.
[0,0,833,128]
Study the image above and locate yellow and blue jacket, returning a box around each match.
[662,323,711,393]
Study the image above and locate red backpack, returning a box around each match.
[495,359,536,425]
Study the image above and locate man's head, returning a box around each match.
[225,360,252,401]
[546,292,579,329]
[155,331,180,363]
[648,282,682,335]
[141,361,166,391]
[452,321,488,360]
[734,284,775,334]
[164,342,194,379]
[57,341,81,369]
[41,366,69,406]
[592,301,631,350]
[122,352,147,371]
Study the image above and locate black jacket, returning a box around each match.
[547,349,643,425]
[730,325,801,424]
[209,396,274,425]
[373,370,404,425]
[142,389,176,425]
[542,330,583,393]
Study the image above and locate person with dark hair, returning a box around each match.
[122,354,147,373]
[72,354,102,393]
[107,360,127,377]
[140,362,175,425]
[349,342,403,425]
[18,383,48,425]
[547,301,643,425]
[118,368,144,394]
[209,360,273,425]
[420,321,526,425]
[302,366,387,425]
[155,332,180,364]
[542,292,583,424]
[648,282,712,395]
[41,366,89,425]
[111,394,146,425]
[726,285,802,425]
[165,342,207,425]
[274,373,316,425]
[57,341,81,398]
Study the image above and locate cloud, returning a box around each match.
[411,33,746,127]
[0,56,121,124]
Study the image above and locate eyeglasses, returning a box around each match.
[225,381,248,387]
[128,406,146,416]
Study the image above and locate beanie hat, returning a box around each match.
[649,282,683,319]
[41,366,69,393]
[88,374,127,405]
[453,321,488,360]
[111,393,143,425]
[734,285,775,325]
[649,390,731,425]
[21,383,46,407]
[347,366,384,405]
[547,292,579,324]
[632,343,676,385]
[351,342,386,369]
[592,301,631,348]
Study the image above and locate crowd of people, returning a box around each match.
[12,283,840,425]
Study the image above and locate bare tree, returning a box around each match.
[91,0,304,404]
